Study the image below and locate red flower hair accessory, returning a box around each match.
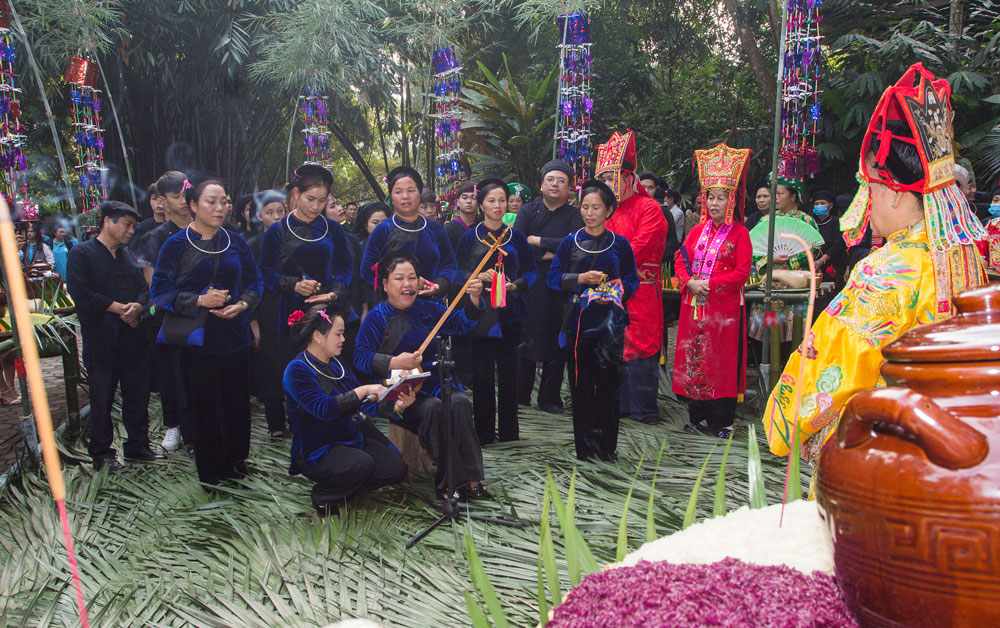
[287,310,305,327]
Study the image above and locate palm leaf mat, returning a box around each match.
[0,389,800,627]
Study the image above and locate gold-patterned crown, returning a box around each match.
[694,143,752,192]
[595,130,637,175]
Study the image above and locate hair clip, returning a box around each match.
[318,310,332,324]
[181,180,192,191]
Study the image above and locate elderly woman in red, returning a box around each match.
[672,144,753,438]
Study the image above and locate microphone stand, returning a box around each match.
[405,333,522,549]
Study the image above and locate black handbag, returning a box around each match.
[157,253,223,347]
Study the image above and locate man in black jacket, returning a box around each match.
[66,201,165,471]
[513,159,583,414]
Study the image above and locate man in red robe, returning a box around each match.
[597,130,669,424]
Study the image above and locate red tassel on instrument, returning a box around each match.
[764,311,778,327]
[491,259,506,308]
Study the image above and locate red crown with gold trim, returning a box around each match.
[694,144,752,192]
[595,130,636,175]
[693,143,752,225]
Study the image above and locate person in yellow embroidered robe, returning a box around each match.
[762,63,987,460]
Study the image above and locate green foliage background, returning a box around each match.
[7,0,1000,212]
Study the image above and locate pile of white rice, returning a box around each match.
[619,500,834,575]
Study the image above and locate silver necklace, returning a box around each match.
[285,211,328,243]
[185,225,231,255]
[474,222,511,247]
[303,353,345,380]
[391,214,427,233]
[572,228,615,254]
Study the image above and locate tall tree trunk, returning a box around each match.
[949,0,966,54]
[766,0,782,50]
[327,118,384,198]
[724,0,777,119]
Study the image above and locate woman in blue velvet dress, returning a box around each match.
[259,165,354,437]
[548,179,638,462]
[284,303,412,516]
[360,166,457,302]
[455,178,538,445]
[151,175,263,485]
[354,253,490,500]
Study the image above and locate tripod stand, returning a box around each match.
[406,334,522,549]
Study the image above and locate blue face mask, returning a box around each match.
[989,204,1000,217]
[813,204,829,217]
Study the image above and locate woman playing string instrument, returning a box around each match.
[354,253,491,501]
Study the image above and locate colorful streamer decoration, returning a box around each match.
[0,5,28,215]
[432,45,464,205]
[555,12,593,190]
[779,0,823,179]
[298,86,331,166]
[66,56,107,217]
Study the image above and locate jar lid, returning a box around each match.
[882,285,1000,363]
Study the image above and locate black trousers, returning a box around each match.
[261,332,297,433]
[156,343,190,436]
[86,348,152,463]
[182,348,251,484]
[566,333,623,461]
[300,440,407,512]
[516,358,565,409]
[399,393,484,492]
[472,325,520,445]
[686,397,738,429]
[619,354,661,421]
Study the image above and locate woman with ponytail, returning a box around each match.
[285,303,410,516]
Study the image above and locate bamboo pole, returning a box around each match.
[0,197,89,624]
[5,1,79,220]
[96,57,137,210]
[778,232,816,523]
[761,0,789,391]
[416,224,511,354]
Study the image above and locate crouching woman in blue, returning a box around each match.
[151,175,263,485]
[354,253,491,501]
[284,304,410,516]
[548,179,638,462]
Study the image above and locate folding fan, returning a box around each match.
[749,216,824,258]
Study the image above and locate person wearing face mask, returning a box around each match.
[811,190,848,289]
[979,186,1000,271]
[762,64,987,461]
[354,253,491,501]
[259,165,354,438]
[673,144,753,439]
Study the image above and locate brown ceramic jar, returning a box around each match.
[816,284,1000,628]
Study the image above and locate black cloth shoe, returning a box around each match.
[637,415,661,425]
[538,403,564,415]
[124,447,167,462]
[465,484,493,501]
[684,421,708,434]
[94,458,125,473]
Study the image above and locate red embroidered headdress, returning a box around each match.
[840,63,986,313]
[595,129,637,199]
[693,143,752,225]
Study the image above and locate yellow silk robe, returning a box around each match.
[761,221,982,459]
